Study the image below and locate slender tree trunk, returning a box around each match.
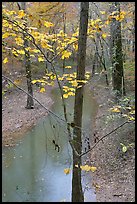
[18,2,34,108]
[62,8,66,73]
[72,2,89,202]
[110,2,126,96]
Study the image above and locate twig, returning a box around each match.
[79,120,134,157]
[2,74,66,124]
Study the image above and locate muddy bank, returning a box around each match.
[89,76,135,202]
[2,88,53,147]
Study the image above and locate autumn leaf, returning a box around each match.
[44,21,54,27]
[68,92,75,96]
[15,37,24,46]
[100,11,106,14]
[64,168,71,175]
[65,66,72,69]
[40,87,45,93]
[14,79,21,85]
[61,50,72,59]
[120,143,127,153]
[127,116,135,121]
[63,93,69,99]
[77,85,83,89]
[90,166,97,172]
[92,182,100,190]
[18,10,26,18]
[80,165,91,171]
[31,80,38,84]
[102,33,107,39]
[17,50,25,54]
[2,32,10,39]
[70,80,78,87]
[3,57,8,64]
[129,110,135,115]
[110,107,121,113]
[38,57,45,62]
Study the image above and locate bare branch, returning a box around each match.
[79,120,134,158]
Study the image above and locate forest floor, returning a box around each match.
[2,71,135,202]
[89,74,135,202]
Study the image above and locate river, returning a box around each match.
[2,85,98,202]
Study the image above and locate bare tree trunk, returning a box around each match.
[18,2,34,108]
[110,2,126,96]
[72,2,89,202]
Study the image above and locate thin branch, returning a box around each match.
[79,120,134,158]
[2,74,66,124]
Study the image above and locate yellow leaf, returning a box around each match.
[18,10,26,18]
[41,39,48,48]
[68,92,75,96]
[105,20,110,25]
[77,85,83,89]
[100,11,106,14]
[77,80,87,84]
[63,93,69,99]
[128,116,135,121]
[110,107,121,113]
[80,165,91,171]
[66,77,72,81]
[15,37,24,46]
[129,110,135,115]
[64,168,71,175]
[70,80,78,87]
[2,32,10,39]
[44,21,54,27]
[102,33,107,39]
[61,50,71,59]
[90,166,97,172]
[93,182,100,189]
[65,66,72,69]
[32,49,40,53]
[17,50,25,54]
[31,80,37,84]
[40,87,45,93]
[12,50,19,57]
[80,165,97,172]
[3,57,8,64]
[14,79,21,85]
[73,43,78,51]
[38,57,45,62]
[58,77,64,81]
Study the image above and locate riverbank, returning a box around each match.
[89,75,135,202]
[2,86,53,147]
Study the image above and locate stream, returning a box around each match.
[2,85,98,202]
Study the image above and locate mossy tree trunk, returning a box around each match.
[72,2,89,202]
[110,2,126,97]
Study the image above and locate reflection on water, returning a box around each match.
[2,86,98,202]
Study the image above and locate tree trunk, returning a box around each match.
[19,2,34,108]
[110,2,126,96]
[72,2,89,202]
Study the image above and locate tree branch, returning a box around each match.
[79,120,134,158]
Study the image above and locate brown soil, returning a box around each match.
[89,75,135,202]
[2,74,135,202]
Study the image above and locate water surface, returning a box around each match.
[2,86,98,202]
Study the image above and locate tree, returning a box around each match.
[110,2,126,97]
[72,2,89,202]
[17,2,34,109]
